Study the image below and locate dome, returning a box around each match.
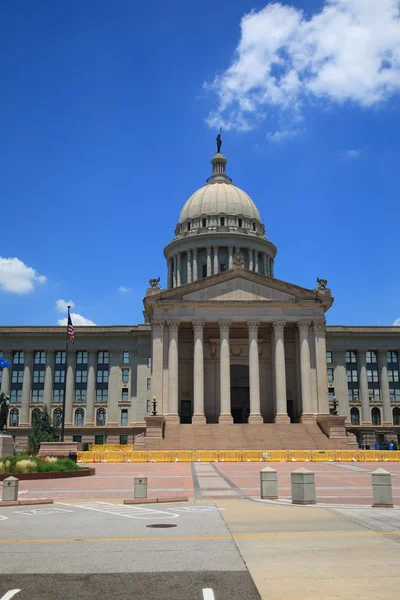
[178,182,261,224]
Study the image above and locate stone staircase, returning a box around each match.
[143,422,351,450]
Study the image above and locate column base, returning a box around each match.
[300,413,317,424]
[274,413,290,424]
[248,413,263,424]
[192,413,206,425]
[383,422,394,427]
[165,413,180,423]
[219,413,233,424]
[361,421,372,426]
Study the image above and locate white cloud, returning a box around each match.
[58,313,96,326]
[206,0,400,134]
[266,127,303,142]
[118,285,132,293]
[393,317,400,326]
[55,299,76,313]
[0,257,46,293]
[343,149,361,158]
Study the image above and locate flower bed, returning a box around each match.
[0,455,95,480]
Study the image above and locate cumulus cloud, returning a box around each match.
[55,299,75,312]
[343,149,361,158]
[0,257,46,293]
[118,285,132,293]
[266,127,304,143]
[393,317,400,326]
[56,298,96,326]
[206,0,400,133]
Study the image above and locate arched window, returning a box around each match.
[350,407,360,426]
[9,408,19,427]
[53,408,63,427]
[393,407,400,425]
[371,407,381,425]
[96,408,106,426]
[74,408,84,427]
[31,408,42,424]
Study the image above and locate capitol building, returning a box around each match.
[2,145,400,449]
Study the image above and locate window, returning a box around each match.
[347,369,358,383]
[56,351,66,364]
[10,390,22,403]
[346,351,357,364]
[220,263,227,272]
[367,369,379,383]
[53,389,64,403]
[238,218,242,228]
[12,371,24,384]
[96,389,108,402]
[371,407,381,425]
[369,389,380,402]
[34,351,46,365]
[53,408,63,427]
[147,378,151,390]
[95,435,105,445]
[97,370,109,384]
[350,407,360,426]
[74,408,84,427]
[75,389,87,402]
[393,407,400,425]
[327,368,334,383]
[146,399,151,412]
[121,389,129,401]
[31,408,42,424]
[123,352,130,364]
[54,370,65,384]
[121,409,128,426]
[122,369,129,383]
[76,370,88,383]
[388,370,399,383]
[76,351,88,364]
[13,352,24,365]
[390,389,400,402]
[9,408,19,427]
[187,222,191,231]
[328,390,335,401]
[387,351,398,364]
[120,435,128,445]
[96,408,106,426]
[98,351,109,365]
[252,222,256,231]
[348,389,359,402]
[366,351,378,364]
[220,217,225,226]
[31,389,44,403]
[202,264,207,278]
[33,370,45,384]
[73,435,82,443]
[202,218,207,227]
[147,356,151,369]
[326,351,333,364]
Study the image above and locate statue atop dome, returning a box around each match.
[216,128,222,153]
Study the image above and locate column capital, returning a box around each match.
[298,320,311,332]
[67,349,75,359]
[334,347,346,360]
[152,320,165,333]
[167,320,180,332]
[247,321,260,333]
[313,319,326,331]
[378,349,388,362]
[272,320,286,333]
[110,348,122,357]
[192,247,198,256]
[358,349,366,357]
[218,321,231,332]
[193,321,205,333]
[24,349,34,359]
[213,245,219,250]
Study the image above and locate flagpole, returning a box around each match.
[60,305,70,443]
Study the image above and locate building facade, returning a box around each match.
[2,149,400,447]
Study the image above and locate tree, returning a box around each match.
[28,405,57,455]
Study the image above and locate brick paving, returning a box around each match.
[5,461,400,505]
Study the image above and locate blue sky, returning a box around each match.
[1,0,400,327]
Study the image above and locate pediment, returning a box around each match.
[183,277,296,302]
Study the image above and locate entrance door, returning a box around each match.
[230,365,250,424]
[181,400,192,424]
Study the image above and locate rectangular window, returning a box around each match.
[369,389,380,402]
[98,351,109,365]
[220,217,225,226]
[147,356,151,369]
[147,378,151,390]
[346,351,357,364]
[326,351,333,364]
[122,369,129,383]
[34,351,46,365]
[348,388,360,402]
[76,370,88,384]
[366,351,378,364]
[123,351,130,364]
[387,351,398,364]
[97,370,109,384]
[202,264,207,278]
[12,370,24,384]
[54,370,65,384]
[10,390,22,403]
[13,351,24,365]
[121,409,128,426]
[388,370,399,383]
[238,218,242,228]
[146,399,151,412]
[76,351,88,365]
[346,369,358,383]
[56,351,66,364]
[75,389,87,402]
[73,435,82,443]
[94,435,105,445]
[202,218,207,227]
[328,390,335,401]
[220,263,227,272]
[53,389,64,403]
[367,369,379,383]
[96,389,108,402]
[121,389,129,402]
[33,370,45,384]
[120,435,128,445]
[31,389,44,403]
[327,368,334,383]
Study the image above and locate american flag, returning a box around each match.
[68,313,75,344]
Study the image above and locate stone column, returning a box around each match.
[269,257,274,277]
[21,350,34,426]
[254,251,259,273]
[334,348,350,422]
[219,321,233,423]
[173,256,177,288]
[299,321,314,422]
[248,249,253,271]
[65,350,75,426]
[1,351,12,396]
[192,321,206,424]
[273,321,290,423]
[192,248,198,281]
[152,321,164,414]
[262,254,267,276]
[43,350,55,412]
[187,249,192,284]
[168,259,173,289]
[228,246,234,269]
[167,321,180,422]
[206,246,212,277]
[108,349,120,426]
[359,350,371,424]
[314,321,330,415]
[213,246,219,275]
[248,321,263,423]
[379,350,392,425]
[86,351,96,426]
[177,253,182,287]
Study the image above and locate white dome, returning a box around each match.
[178,182,261,224]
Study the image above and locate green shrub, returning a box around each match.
[0,455,80,474]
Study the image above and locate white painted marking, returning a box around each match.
[15,508,73,516]
[0,590,21,600]
[174,506,224,513]
[202,589,215,600]
[57,501,179,520]
[0,515,8,521]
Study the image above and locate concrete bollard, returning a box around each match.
[134,474,148,499]
[260,467,278,499]
[2,476,19,502]
[291,468,316,505]
[371,468,393,508]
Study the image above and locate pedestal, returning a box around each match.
[274,413,290,424]
[0,434,14,458]
[219,413,233,424]
[248,413,263,424]
[192,414,206,425]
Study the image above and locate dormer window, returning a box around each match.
[220,217,225,226]
[252,222,256,231]
[188,222,191,231]
[238,218,242,228]
[202,218,207,227]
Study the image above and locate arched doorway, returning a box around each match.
[230,364,250,423]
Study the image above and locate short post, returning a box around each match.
[260,467,278,499]
[291,468,316,505]
[2,476,19,502]
[134,474,148,499]
[371,468,393,508]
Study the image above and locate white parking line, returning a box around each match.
[202,589,215,600]
[56,501,179,520]
[0,590,21,600]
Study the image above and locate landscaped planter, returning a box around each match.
[0,467,95,481]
